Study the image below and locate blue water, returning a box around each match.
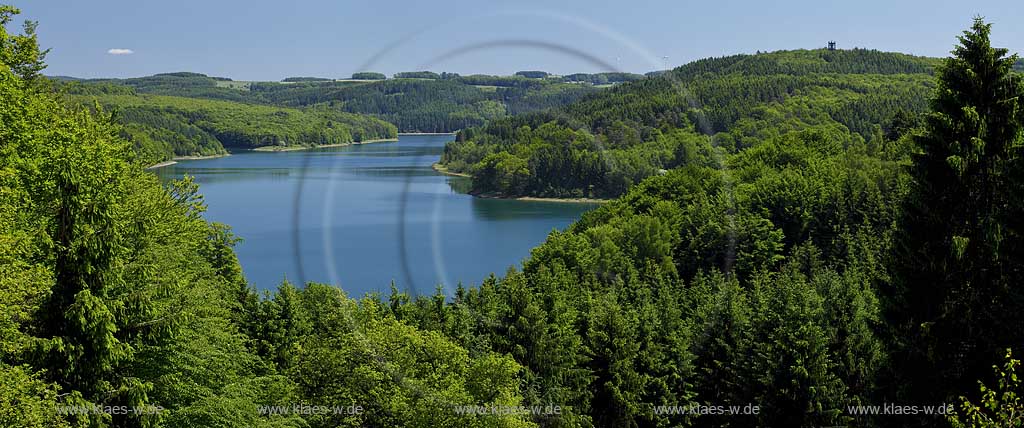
[156,135,596,297]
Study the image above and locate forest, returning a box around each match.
[393,71,442,79]
[246,76,601,132]
[350,72,386,80]
[56,80,398,164]
[71,70,606,134]
[440,49,939,198]
[562,72,646,85]
[2,4,1024,428]
[282,77,333,82]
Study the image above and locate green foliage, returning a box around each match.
[0,12,303,427]
[0,5,46,83]
[5,10,528,427]
[243,283,536,428]
[287,79,507,132]
[6,6,1024,428]
[350,72,386,80]
[515,71,550,79]
[0,364,73,428]
[87,72,255,102]
[888,17,1024,405]
[62,89,397,164]
[949,350,1024,428]
[393,71,441,79]
[57,80,136,96]
[393,113,902,425]
[282,77,331,82]
[58,70,603,134]
[562,73,645,85]
[444,49,936,198]
[250,77,597,133]
[671,48,937,79]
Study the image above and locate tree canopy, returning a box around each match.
[57,81,397,164]
[4,6,1023,427]
[350,72,386,80]
[442,49,938,198]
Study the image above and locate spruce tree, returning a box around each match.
[891,17,1024,404]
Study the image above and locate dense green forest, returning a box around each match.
[84,72,256,102]
[563,72,646,84]
[246,77,600,132]
[393,71,442,79]
[4,4,1024,428]
[251,79,511,132]
[65,70,607,134]
[350,72,386,80]
[56,80,397,164]
[515,71,551,78]
[440,49,939,198]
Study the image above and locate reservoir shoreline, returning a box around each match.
[431,162,471,178]
[251,137,398,152]
[147,138,398,168]
[431,163,609,204]
[147,153,231,169]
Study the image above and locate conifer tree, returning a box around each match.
[891,17,1024,403]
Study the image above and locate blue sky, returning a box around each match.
[11,0,1023,81]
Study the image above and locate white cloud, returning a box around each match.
[107,48,134,55]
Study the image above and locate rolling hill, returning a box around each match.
[440,49,940,198]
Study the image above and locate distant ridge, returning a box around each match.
[442,49,940,198]
[668,48,940,80]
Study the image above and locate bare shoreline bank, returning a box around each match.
[431,162,471,178]
[175,153,230,160]
[488,195,610,204]
[145,160,178,169]
[145,138,397,169]
[251,137,398,152]
[146,153,230,169]
[430,163,608,204]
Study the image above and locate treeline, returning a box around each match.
[454,74,550,87]
[351,72,386,80]
[282,76,332,82]
[514,70,550,78]
[669,48,938,80]
[87,72,254,102]
[57,81,397,164]
[68,71,605,133]
[255,79,506,132]
[393,71,441,79]
[287,71,645,84]
[563,72,645,84]
[248,78,598,132]
[440,49,937,198]
[503,82,604,115]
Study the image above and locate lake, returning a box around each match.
[156,134,597,297]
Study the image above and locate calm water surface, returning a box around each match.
[157,135,596,296]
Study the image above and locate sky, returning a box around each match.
[10,0,1023,81]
